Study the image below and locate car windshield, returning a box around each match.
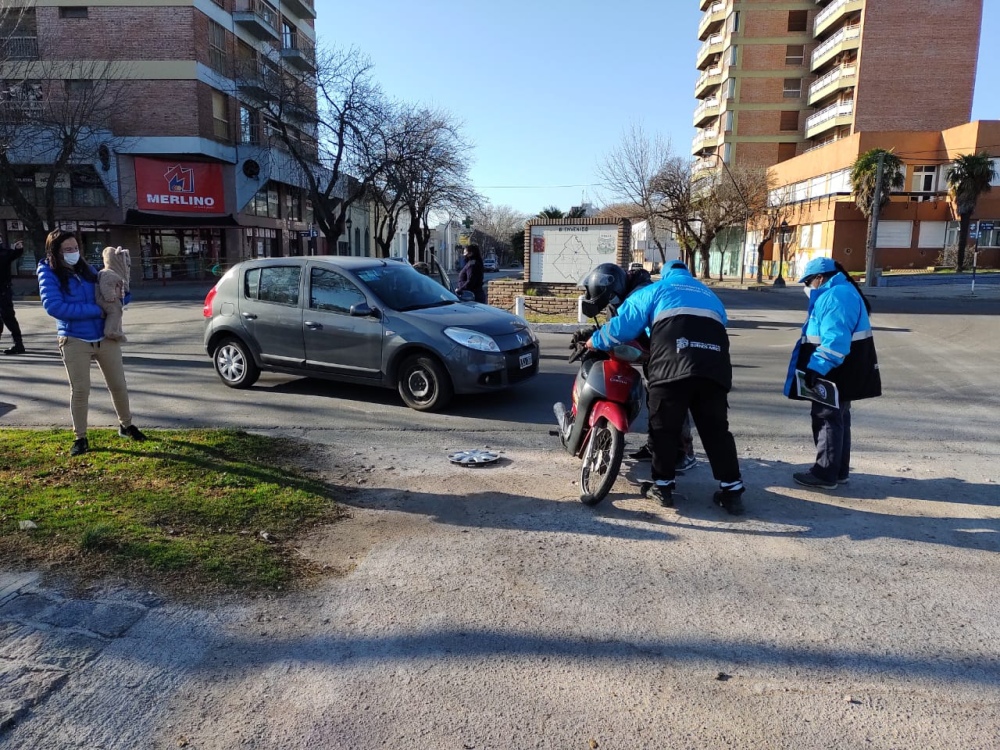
[355,263,459,311]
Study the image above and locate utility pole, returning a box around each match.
[864,151,886,288]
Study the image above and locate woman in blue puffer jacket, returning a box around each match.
[37,229,147,456]
[784,257,881,490]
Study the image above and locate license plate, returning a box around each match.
[519,352,533,369]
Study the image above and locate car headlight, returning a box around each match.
[444,327,501,353]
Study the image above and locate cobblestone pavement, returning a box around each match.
[0,573,150,731]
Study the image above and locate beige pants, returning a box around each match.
[58,337,133,439]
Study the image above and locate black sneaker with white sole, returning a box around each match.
[118,424,148,441]
[793,471,838,490]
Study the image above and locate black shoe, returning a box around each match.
[70,438,89,456]
[793,471,837,490]
[3,344,26,355]
[675,454,697,473]
[713,485,745,516]
[118,424,147,441]
[648,482,675,508]
[629,445,653,461]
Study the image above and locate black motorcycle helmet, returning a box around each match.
[579,263,628,319]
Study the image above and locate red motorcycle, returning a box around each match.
[553,341,646,505]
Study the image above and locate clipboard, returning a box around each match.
[795,370,840,408]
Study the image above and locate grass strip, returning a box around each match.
[0,429,341,591]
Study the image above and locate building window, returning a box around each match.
[65,79,93,96]
[58,7,88,19]
[778,143,797,162]
[783,78,802,98]
[212,90,229,140]
[208,21,228,75]
[729,45,738,66]
[785,45,804,65]
[249,182,280,218]
[724,110,735,132]
[724,77,736,99]
[779,110,799,131]
[787,10,808,32]
[211,0,226,7]
[729,11,740,33]
[240,105,258,144]
[282,21,296,49]
[912,165,938,193]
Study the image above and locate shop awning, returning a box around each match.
[123,210,240,228]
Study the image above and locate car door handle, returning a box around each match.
[241,312,257,320]
[304,321,323,330]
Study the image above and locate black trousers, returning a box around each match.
[0,284,22,346]
[810,400,852,482]
[648,378,741,484]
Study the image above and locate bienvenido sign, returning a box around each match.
[135,158,226,214]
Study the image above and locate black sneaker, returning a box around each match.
[3,344,26,355]
[675,454,697,473]
[713,483,745,516]
[70,437,89,456]
[118,424,147,441]
[648,482,675,508]
[629,445,653,461]
[836,476,850,486]
[793,471,837,490]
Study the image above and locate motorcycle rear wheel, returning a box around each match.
[579,419,624,506]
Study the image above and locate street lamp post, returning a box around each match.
[774,220,788,288]
[345,216,353,256]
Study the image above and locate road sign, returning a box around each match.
[978,221,994,232]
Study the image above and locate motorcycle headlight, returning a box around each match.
[444,327,501,353]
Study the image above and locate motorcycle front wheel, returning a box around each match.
[579,419,624,506]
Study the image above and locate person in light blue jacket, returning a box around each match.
[587,261,745,515]
[38,229,147,456]
[784,257,881,490]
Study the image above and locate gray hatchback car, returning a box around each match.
[202,256,539,411]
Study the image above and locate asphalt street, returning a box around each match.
[2,289,999,749]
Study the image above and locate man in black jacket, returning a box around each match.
[0,238,26,355]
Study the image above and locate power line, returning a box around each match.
[477,183,603,190]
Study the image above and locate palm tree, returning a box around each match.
[947,152,996,271]
[850,148,904,282]
[536,206,564,219]
[565,206,588,219]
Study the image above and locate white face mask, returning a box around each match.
[62,252,80,267]
[803,285,813,299]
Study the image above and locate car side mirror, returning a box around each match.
[350,302,380,318]
[457,290,475,302]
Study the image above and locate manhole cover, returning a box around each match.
[448,449,501,466]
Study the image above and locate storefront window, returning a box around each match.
[248,182,281,218]
[139,228,224,281]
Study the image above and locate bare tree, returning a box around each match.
[385,107,478,263]
[242,45,391,248]
[751,180,793,283]
[598,123,675,262]
[0,42,131,251]
[468,202,527,265]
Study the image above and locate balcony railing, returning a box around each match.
[282,0,316,19]
[808,63,856,100]
[811,25,861,68]
[233,0,279,40]
[0,36,39,60]
[692,127,719,153]
[281,34,316,71]
[698,1,726,38]
[698,33,725,63]
[695,65,723,94]
[814,0,863,34]
[693,96,720,125]
[804,100,854,132]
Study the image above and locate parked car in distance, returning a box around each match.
[203,257,540,411]
[483,256,499,272]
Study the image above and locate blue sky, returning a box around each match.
[316,0,999,216]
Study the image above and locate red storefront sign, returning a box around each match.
[135,158,226,214]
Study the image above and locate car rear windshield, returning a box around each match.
[355,264,459,311]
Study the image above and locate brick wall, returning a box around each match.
[37,5,195,61]
[488,278,581,311]
[112,80,201,136]
[854,0,983,133]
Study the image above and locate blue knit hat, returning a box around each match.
[797,257,836,283]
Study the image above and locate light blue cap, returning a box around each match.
[797,257,836,283]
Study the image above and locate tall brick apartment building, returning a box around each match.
[0,0,365,282]
[693,0,983,169]
[693,0,998,278]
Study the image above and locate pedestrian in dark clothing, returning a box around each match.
[0,238,26,355]
[587,262,745,514]
[455,244,486,303]
[784,257,881,490]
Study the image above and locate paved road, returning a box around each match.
[1,292,999,748]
